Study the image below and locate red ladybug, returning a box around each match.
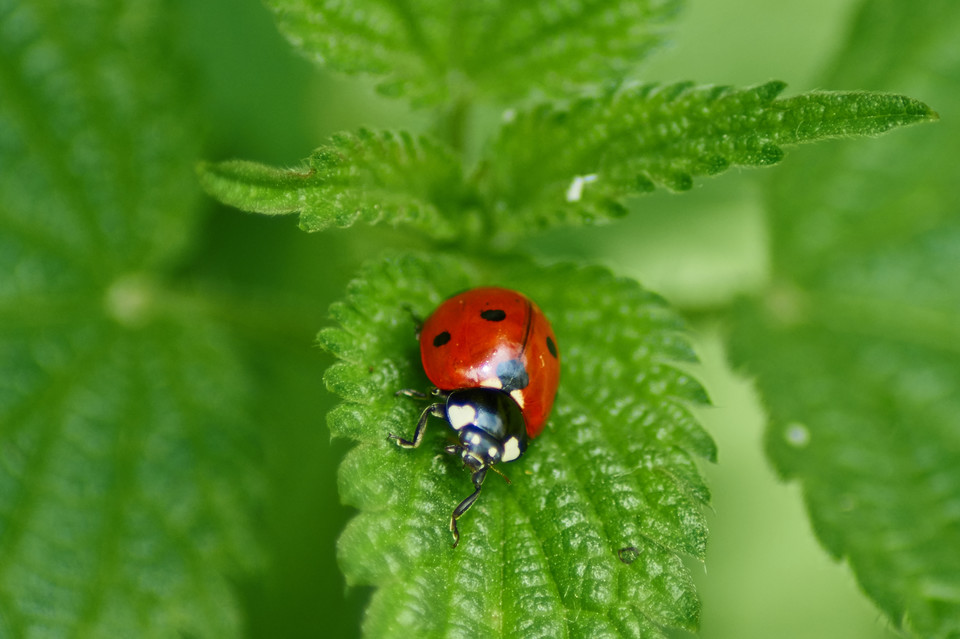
[389,287,560,547]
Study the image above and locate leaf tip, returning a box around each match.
[195,159,221,192]
[921,105,940,122]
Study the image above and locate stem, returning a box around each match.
[433,94,501,250]
[124,276,327,343]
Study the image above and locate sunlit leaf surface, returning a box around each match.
[319,253,715,638]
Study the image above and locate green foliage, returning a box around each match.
[6,0,949,636]
[197,129,466,239]
[485,82,935,232]
[318,253,715,638]
[266,0,681,105]
[200,0,941,635]
[201,82,934,243]
[0,1,260,636]
[728,1,960,637]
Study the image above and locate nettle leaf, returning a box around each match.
[318,253,715,637]
[0,2,260,637]
[729,1,959,637]
[265,0,680,104]
[199,129,465,240]
[482,82,936,233]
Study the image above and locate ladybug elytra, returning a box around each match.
[389,287,560,547]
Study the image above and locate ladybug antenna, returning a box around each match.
[400,303,423,337]
[487,463,512,485]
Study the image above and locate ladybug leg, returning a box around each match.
[388,402,444,448]
[395,387,447,400]
[449,467,487,548]
[395,388,428,399]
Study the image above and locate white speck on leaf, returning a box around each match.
[785,423,811,447]
[566,174,598,202]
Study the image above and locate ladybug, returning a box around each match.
[389,287,560,547]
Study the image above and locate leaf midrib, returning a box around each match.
[69,336,144,638]
[0,327,117,635]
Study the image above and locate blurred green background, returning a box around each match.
[179,0,898,636]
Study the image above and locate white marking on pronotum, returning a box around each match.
[480,377,503,389]
[447,404,477,430]
[565,174,598,202]
[509,389,525,409]
[501,437,522,462]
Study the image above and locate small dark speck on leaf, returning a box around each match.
[618,546,640,564]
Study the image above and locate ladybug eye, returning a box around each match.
[433,331,451,347]
[546,336,558,358]
[480,309,506,321]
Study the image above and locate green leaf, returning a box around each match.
[199,129,465,240]
[0,2,260,636]
[482,82,937,233]
[728,1,960,636]
[265,0,680,104]
[319,252,715,637]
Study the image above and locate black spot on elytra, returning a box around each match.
[480,309,507,322]
[546,336,558,358]
[496,358,529,391]
[433,331,451,347]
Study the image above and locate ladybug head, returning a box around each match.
[444,388,528,469]
[456,426,503,469]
